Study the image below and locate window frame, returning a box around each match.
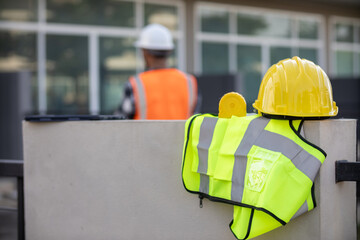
[329,16,360,77]
[194,2,326,78]
[0,0,186,114]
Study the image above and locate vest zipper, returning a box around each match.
[199,194,204,208]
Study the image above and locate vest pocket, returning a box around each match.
[212,155,235,182]
[245,146,281,193]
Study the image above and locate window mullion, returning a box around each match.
[37,0,47,114]
[229,11,237,73]
[89,33,99,114]
[135,1,144,73]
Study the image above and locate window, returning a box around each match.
[168,40,179,69]
[47,0,135,27]
[0,0,184,114]
[237,45,261,112]
[270,47,292,65]
[0,0,37,22]
[330,17,360,77]
[298,48,318,64]
[335,22,354,43]
[0,31,38,112]
[238,13,292,38]
[46,35,89,114]
[144,3,178,31]
[201,8,229,33]
[202,42,229,74]
[196,4,324,75]
[299,19,319,39]
[196,3,325,109]
[100,37,136,114]
[335,51,353,77]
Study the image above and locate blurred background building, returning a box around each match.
[0,0,359,115]
[0,0,359,239]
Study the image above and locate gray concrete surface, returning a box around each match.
[23,119,357,240]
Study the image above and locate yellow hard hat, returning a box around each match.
[253,56,338,118]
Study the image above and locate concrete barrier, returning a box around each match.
[23,119,357,240]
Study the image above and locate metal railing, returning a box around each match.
[0,159,24,240]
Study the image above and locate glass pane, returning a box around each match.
[144,3,178,31]
[200,9,229,33]
[47,0,135,27]
[0,0,37,21]
[0,209,17,239]
[237,13,267,36]
[270,47,292,65]
[0,178,17,208]
[264,14,292,38]
[335,23,354,43]
[99,37,136,114]
[299,19,319,39]
[46,35,89,114]
[298,48,318,64]
[0,178,18,239]
[0,31,38,113]
[202,42,229,74]
[335,50,353,77]
[237,45,262,112]
[238,13,291,38]
[168,40,178,69]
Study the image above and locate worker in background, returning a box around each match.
[116,24,200,120]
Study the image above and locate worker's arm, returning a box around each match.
[114,82,135,119]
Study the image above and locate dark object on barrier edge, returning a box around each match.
[0,160,23,177]
[24,114,124,122]
[335,160,360,183]
[0,159,24,240]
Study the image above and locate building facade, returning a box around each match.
[0,0,359,115]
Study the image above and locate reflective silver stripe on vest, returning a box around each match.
[197,117,218,194]
[254,130,322,182]
[231,117,321,202]
[231,117,270,202]
[291,200,308,220]
[134,75,146,119]
[196,116,322,202]
[186,74,194,115]
[200,174,210,195]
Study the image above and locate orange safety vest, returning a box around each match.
[129,68,198,120]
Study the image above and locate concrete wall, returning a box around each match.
[23,119,357,240]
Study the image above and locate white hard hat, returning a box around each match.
[135,24,174,50]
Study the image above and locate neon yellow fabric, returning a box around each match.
[264,120,325,164]
[182,113,326,239]
[182,114,215,192]
[215,115,258,182]
[182,114,202,192]
[232,207,282,239]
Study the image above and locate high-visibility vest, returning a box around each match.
[129,68,197,120]
[182,114,326,239]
